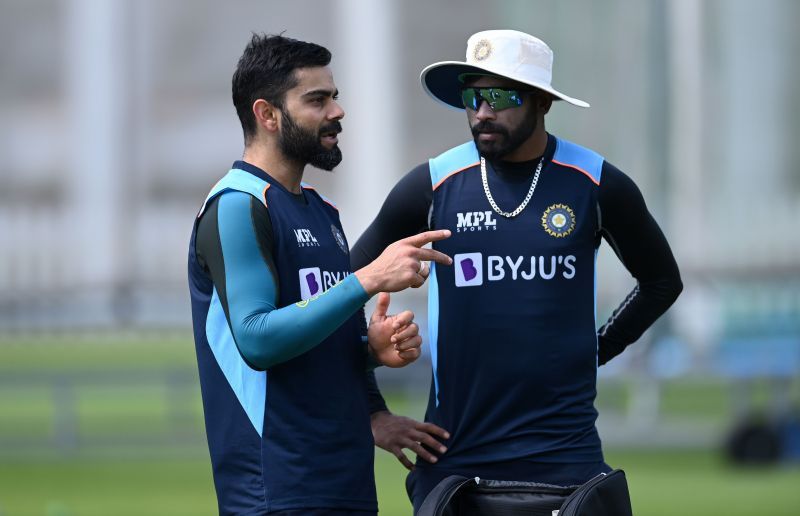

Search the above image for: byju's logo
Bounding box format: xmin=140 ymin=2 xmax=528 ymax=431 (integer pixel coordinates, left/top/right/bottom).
xmin=455 ymin=211 xmax=497 ymax=233
xmin=298 ymin=267 xmax=351 ymax=301
xmin=454 ymin=253 xmax=483 ymax=287
xmin=294 ymin=228 xmax=319 ymax=247
xmin=453 ymin=253 xmax=578 ymax=287
xmin=299 ymin=267 xmax=322 ymax=299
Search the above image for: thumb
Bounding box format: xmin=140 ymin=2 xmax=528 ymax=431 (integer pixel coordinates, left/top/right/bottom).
xmin=373 ymin=292 xmax=390 ymax=319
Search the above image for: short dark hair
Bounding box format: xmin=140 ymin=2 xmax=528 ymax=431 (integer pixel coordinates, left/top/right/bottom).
xmin=232 ymin=33 xmax=332 ymax=141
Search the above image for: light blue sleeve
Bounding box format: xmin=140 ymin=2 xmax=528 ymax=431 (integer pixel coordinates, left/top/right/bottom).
xmin=217 ymin=192 xmax=369 ymax=369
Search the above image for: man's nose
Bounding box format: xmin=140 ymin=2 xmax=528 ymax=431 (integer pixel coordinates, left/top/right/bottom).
xmin=329 ymin=100 xmax=345 ymax=120
xmin=474 ymin=99 xmax=496 ymax=121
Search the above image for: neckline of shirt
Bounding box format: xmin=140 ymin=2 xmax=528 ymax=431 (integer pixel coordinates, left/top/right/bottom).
xmin=485 ymin=133 xmax=556 ymax=182
xmin=232 ymin=160 xmax=308 ymax=205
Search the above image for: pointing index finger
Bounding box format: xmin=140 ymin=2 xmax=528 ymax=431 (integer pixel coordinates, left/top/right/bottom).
xmin=404 ymin=230 xmax=451 ymax=248
xmin=416 ymin=248 xmax=452 ymax=266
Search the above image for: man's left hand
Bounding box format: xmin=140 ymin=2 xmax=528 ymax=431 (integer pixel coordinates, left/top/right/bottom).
xmin=368 ymin=292 xmax=421 ymax=368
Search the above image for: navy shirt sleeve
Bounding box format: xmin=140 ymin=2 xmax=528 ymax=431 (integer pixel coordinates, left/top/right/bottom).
xmin=350 ymin=163 xmax=433 ymax=270
xmin=596 ymin=162 xmax=683 ymax=364
xmin=352 ymin=163 xmax=432 ymax=414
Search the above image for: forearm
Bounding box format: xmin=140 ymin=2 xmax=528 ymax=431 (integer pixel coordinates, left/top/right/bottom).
xmin=234 ymin=274 xmax=369 ymax=369
xmin=597 ymin=162 xmax=683 ymax=364
xmin=199 ymin=191 xmax=371 ymax=370
xmin=597 ymin=276 xmax=682 ymax=364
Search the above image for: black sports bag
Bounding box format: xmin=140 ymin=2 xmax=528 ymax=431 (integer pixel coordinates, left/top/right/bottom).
xmin=417 ymin=469 xmax=632 ymax=516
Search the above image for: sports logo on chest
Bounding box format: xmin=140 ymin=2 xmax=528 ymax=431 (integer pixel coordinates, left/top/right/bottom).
xmin=330 ymin=224 xmax=348 ymax=254
xmin=541 ymin=203 xmax=576 ymax=238
xmin=293 ymin=228 xmax=320 ymax=247
xmin=455 ymin=210 xmax=498 ymax=233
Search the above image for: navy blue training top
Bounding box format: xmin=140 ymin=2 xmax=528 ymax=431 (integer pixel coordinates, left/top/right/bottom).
xmin=426 ymin=136 xmax=604 ymax=466
xmin=188 ymin=161 xmax=376 ymax=514
xmin=352 ymin=134 xmax=682 ymax=470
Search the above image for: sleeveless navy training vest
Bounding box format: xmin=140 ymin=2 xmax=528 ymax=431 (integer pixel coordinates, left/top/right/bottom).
xmin=425 ymin=137 xmax=605 ymax=467
xmin=188 ymin=165 xmax=375 ymax=513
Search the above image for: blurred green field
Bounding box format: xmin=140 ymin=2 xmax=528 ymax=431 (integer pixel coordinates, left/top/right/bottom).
xmin=2 ymin=449 xmax=799 ymax=515
xmin=1 ymin=337 xmax=799 ymax=515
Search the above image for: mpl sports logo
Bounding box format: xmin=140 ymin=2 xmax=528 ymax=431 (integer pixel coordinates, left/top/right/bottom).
xmin=455 ymin=211 xmax=497 ymax=233
xmin=298 ymin=267 xmax=351 ymax=300
xmin=454 ymin=252 xmax=576 ymax=287
xmin=294 ymin=228 xmax=320 ymax=247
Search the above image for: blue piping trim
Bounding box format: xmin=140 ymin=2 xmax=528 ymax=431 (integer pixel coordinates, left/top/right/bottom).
xmin=206 ymin=288 xmax=267 ymax=436
xmin=552 ymin=138 xmax=604 ymax=184
xmin=199 ymin=168 xmax=268 ymax=217
xmin=429 ymin=141 xmax=479 ymax=188
xmin=594 ymin=248 xmax=599 ymax=369
xmin=428 ymin=263 xmax=441 ymax=406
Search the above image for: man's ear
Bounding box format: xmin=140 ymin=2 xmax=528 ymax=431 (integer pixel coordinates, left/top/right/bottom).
xmin=539 ymin=95 xmax=553 ymax=115
xmin=253 ymin=99 xmax=280 ymax=133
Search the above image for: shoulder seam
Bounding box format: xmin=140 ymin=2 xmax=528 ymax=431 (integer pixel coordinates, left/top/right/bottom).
xmin=552 ymin=137 xmax=604 ymax=186
xmin=301 ymin=184 xmax=339 ymax=211
xmin=432 ymin=162 xmax=480 ymax=191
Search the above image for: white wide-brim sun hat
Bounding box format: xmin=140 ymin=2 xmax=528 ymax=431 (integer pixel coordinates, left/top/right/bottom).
xmin=421 ymin=29 xmax=589 ymax=110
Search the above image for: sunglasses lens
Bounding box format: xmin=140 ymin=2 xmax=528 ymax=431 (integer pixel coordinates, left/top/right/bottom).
xmin=461 ymin=88 xmax=480 ymax=110
xmin=483 ymin=88 xmax=523 ymax=111
xmin=461 ymin=88 xmax=524 ymax=111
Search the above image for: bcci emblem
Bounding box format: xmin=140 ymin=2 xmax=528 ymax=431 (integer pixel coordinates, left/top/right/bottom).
xmin=331 ymin=224 xmax=348 ymax=254
xmin=473 ymin=39 xmax=493 ymax=61
xmin=542 ymin=204 xmax=576 ymax=238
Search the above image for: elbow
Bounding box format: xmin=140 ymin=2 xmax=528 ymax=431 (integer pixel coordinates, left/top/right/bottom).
xmin=667 ymin=271 xmax=684 ymax=305
xmin=239 ymin=345 xmax=275 ymax=371
xmin=640 ymin=271 xmax=683 ymax=308
xmin=237 ymin=322 xmax=308 ymax=370
xmin=235 ymin=323 xmax=279 ymax=371
xmin=237 ymin=342 xmax=276 ymax=371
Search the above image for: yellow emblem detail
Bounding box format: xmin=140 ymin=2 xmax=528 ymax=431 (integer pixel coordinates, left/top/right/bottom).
xmin=473 ymin=39 xmax=493 ymax=61
xmin=542 ymin=204 xmax=576 ymax=238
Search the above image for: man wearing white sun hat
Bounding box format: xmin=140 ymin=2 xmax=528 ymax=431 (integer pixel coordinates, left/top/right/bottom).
xmin=351 ymin=30 xmax=683 ymax=512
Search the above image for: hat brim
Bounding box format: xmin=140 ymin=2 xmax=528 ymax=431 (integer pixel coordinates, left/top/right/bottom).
xmin=420 ymin=61 xmax=590 ymax=110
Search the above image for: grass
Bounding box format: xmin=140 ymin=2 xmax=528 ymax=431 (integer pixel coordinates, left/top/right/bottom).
xmin=0 ymin=458 xmax=217 ymax=516
xmin=1 ymin=450 xmax=798 ymax=515
xmin=1 ymin=336 xmax=799 ymax=515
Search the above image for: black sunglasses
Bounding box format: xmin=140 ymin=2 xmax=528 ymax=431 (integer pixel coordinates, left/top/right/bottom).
xmin=461 ymin=87 xmax=533 ymax=112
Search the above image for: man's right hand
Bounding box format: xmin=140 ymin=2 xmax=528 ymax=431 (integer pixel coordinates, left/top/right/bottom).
xmin=370 ymin=411 xmax=450 ymax=471
xmin=354 ymin=230 xmax=452 ymax=296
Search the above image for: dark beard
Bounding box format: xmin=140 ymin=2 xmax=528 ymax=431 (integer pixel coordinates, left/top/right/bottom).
xmin=279 ymin=111 xmax=343 ymax=171
xmin=470 ymin=114 xmax=537 ymax=160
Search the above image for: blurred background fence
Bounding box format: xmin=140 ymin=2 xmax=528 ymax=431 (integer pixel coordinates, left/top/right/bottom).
xmin=1 ymin=0 xmax=799 ymax=514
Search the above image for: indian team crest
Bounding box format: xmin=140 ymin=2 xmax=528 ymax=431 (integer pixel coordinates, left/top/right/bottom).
xmin=473 ymin=39 xmax=493 ymax=61
xmin=542 ymin=204 xmax=576 ymax=238
xmin=331 ymin=224 xmax=348 ymax=254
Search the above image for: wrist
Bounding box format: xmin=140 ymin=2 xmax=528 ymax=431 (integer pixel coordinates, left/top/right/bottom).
xmin=370 ymin=409 xmax=392 ymax=421
xmin=354 ymin=269 xmax=379 ymax=297
xmin=365 ymin=346 xmax=382 ymax=371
